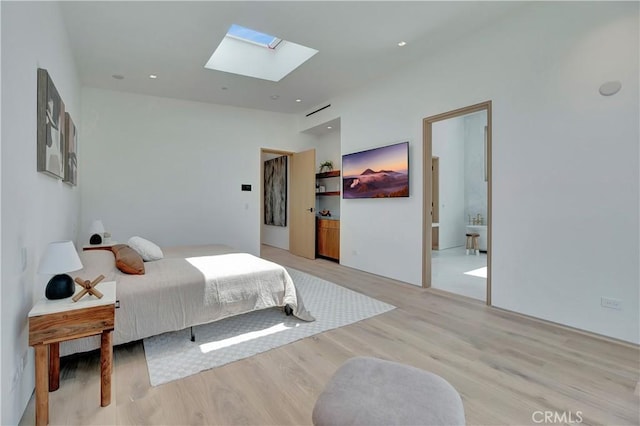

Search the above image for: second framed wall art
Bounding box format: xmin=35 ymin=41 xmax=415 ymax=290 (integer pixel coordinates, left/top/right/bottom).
xmin=64 ymin=112 xmax=78 ymax=186
xmin=37 ymin=68 xmax=78 ymax=184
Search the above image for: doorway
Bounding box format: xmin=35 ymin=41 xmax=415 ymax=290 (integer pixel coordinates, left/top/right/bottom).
xmin=422 ymin=101 xmax=492 ymax=305
xmin=260 ymin=148 xmax=317 ymax=260
xmin=261 ymin=149 xmax=292 ymax=251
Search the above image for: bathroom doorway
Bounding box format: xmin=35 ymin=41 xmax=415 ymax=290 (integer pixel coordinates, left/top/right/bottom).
xmin=422 ymin=101 xmax=492 ymax=304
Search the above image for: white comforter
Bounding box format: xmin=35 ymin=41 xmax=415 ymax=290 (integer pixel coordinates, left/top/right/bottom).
xmin=60 ymin=245 xmax=313 ymax=356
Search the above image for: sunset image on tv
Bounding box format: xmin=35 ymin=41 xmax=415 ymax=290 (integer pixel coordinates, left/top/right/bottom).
xmin=342 ymin=142 xmax=409 ymax=199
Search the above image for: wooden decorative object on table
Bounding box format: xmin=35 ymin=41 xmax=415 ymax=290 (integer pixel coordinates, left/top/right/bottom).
xmin=72 ymin=274 xmax=105 ymax=302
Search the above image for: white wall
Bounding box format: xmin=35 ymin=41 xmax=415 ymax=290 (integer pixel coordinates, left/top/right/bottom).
xmin=80 ymin=88 xmax=315 ymax=256
xmin=325 ymin=2 xmax=639 ymax=343
xmin=315 ymin=128 xmax=341 ymax=173
xmin=1 ymin=2 xmax=81 ymax=424
xmin=0 ymin=3 xmax=4 ymax=421
xmin=0 ymin=3 xmax=3 ymax=420
xmin=433 ymin=117 xmax=466 ymax=249
xmin=464 ymin=111 xmax=488 ymax=223
xmin=261 ymin=152 xmax=290 ymax=250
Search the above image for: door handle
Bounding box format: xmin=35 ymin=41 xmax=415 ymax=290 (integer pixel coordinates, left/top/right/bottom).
xmin=307 ymin=207 xmax=314 ymax=212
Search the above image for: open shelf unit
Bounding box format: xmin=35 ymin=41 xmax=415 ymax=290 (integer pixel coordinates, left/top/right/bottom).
xmin=316 ymin=170 xmax=341 ymax=196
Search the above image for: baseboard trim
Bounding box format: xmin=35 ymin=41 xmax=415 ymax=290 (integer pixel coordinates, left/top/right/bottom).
xmin=490 ymin=305 xmax=638 ymax=349
xmin=426 ymin=284 xmax=637 ymax=349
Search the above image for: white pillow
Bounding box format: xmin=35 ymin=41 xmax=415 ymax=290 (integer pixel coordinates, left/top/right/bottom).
xmin=127 ymin=236 xmax=164 ymax=262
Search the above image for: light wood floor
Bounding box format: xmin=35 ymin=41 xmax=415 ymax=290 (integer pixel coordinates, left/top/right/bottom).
xmin=20 ymin=245 xmax=639 ymax=425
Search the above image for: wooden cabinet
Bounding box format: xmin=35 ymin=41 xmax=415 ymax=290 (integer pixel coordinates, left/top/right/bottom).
xmin=317 ymin=218 xmax=340 ymax=261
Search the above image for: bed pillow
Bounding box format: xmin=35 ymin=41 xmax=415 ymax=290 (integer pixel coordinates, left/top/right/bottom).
xmin=111 ymin=244 xmax=145 ymax=275
xmin=128 ymin=236 xmax=164 ymax=261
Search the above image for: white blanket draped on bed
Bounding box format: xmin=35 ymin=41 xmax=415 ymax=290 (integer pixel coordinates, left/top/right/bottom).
xmin=60 ymin=245 xmax=314 ymax=356
xmin=186 ymin=253 xmax=299 ymax=311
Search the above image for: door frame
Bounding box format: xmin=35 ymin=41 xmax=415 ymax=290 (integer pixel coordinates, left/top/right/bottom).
xmin=260 ymin=148 xmax=317 ymax=259
xmin=422 ymin=101 xmax=493 ymax=305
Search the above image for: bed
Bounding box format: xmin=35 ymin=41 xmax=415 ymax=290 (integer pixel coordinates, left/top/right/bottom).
xmin=60 ymin=244 xmax=314 ymax=356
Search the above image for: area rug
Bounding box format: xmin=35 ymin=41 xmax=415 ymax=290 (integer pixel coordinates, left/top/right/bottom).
xmin=143 ymin=268 xmax=395 ymax=386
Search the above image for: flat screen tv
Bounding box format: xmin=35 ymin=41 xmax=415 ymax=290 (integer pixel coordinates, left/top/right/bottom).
xmin=342 ymin=141 xmax=409 ymax=199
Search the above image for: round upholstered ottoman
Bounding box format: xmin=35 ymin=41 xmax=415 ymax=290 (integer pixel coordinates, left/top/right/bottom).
xmin=312 ymin=357 xmax=465 ymax=426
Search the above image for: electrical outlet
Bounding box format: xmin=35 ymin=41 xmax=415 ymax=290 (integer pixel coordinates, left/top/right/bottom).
xmin=12 ymin=365 xmax=23 ymax=392
xmin=21 ymin=247 xmax=27 ymax=272
xmin=601 ymin=297 xmax=622 ymax=310
xmin=12 ymin=370 xmax=20 ymax=391
xmin=10 ymin=351 xmax=29 ymax=391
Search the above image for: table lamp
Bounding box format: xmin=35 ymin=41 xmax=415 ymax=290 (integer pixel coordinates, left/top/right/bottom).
xmin=89 ymin=219 xmax=105 ymax=245
xmin=38 ymin=241 xmax=83 ymax=299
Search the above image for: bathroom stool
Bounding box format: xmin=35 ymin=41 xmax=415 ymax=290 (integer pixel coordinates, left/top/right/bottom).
xmin=466 ymin=233 xmax=480 ymax=255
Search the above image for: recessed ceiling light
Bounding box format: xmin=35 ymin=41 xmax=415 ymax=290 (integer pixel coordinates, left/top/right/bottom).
xmin=112 ymin=74 xmax=124 ymax=80
xmin=327 ymin=126 xmax=332 ymax=129
xmin=397 ymin=41 xmax=407 ymax=47
xmin=270 ymin=95 xmax=280 ymax=100
xmin=295 ymin=99 xmax=302 ymax=103
xmin=149 ymin=74 xmax=158 ymax=79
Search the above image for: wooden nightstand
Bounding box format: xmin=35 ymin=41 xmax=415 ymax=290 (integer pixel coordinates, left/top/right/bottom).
xmin=83 ymin=241 xmax=118 ymax=251
xmin=28 ymin=281 xmax=116 ymax=426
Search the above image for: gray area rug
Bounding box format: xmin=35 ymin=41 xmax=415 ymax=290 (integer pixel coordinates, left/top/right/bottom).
xmin=143 ymin=268 xmax=395 ymax=386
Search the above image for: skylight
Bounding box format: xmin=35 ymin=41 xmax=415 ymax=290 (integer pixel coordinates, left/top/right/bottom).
xmin=205 ymin=24 xmax=318 ymax=82
xmin=226 ymin=24 xmax=282 ymax=49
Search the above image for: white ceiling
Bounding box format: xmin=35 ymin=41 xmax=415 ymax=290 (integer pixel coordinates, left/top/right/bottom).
xmin=59 ymin=1 xmax=526 ymax=114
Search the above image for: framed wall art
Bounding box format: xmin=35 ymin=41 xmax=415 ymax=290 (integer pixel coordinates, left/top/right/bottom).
xmin=64 ymin=112 xmax=78 ymax=186
xmin=37 ymin=68 xmax=66 ymax=179
xmin=264 ymin=155 xmax=287 ymax=226
xmin=342 ymin=141 xmax=409 ymax=199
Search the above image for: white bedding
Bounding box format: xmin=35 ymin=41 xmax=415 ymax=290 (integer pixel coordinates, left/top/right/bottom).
xmin=60 ymin=244 xmax=314 ymax=356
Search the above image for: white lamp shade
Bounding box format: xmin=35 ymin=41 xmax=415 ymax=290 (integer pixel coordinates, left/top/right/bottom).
xmin=38 ymin=241 xmax=83 ymax=274
xmin=89 ymin=219 xmax=105 ymax=235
